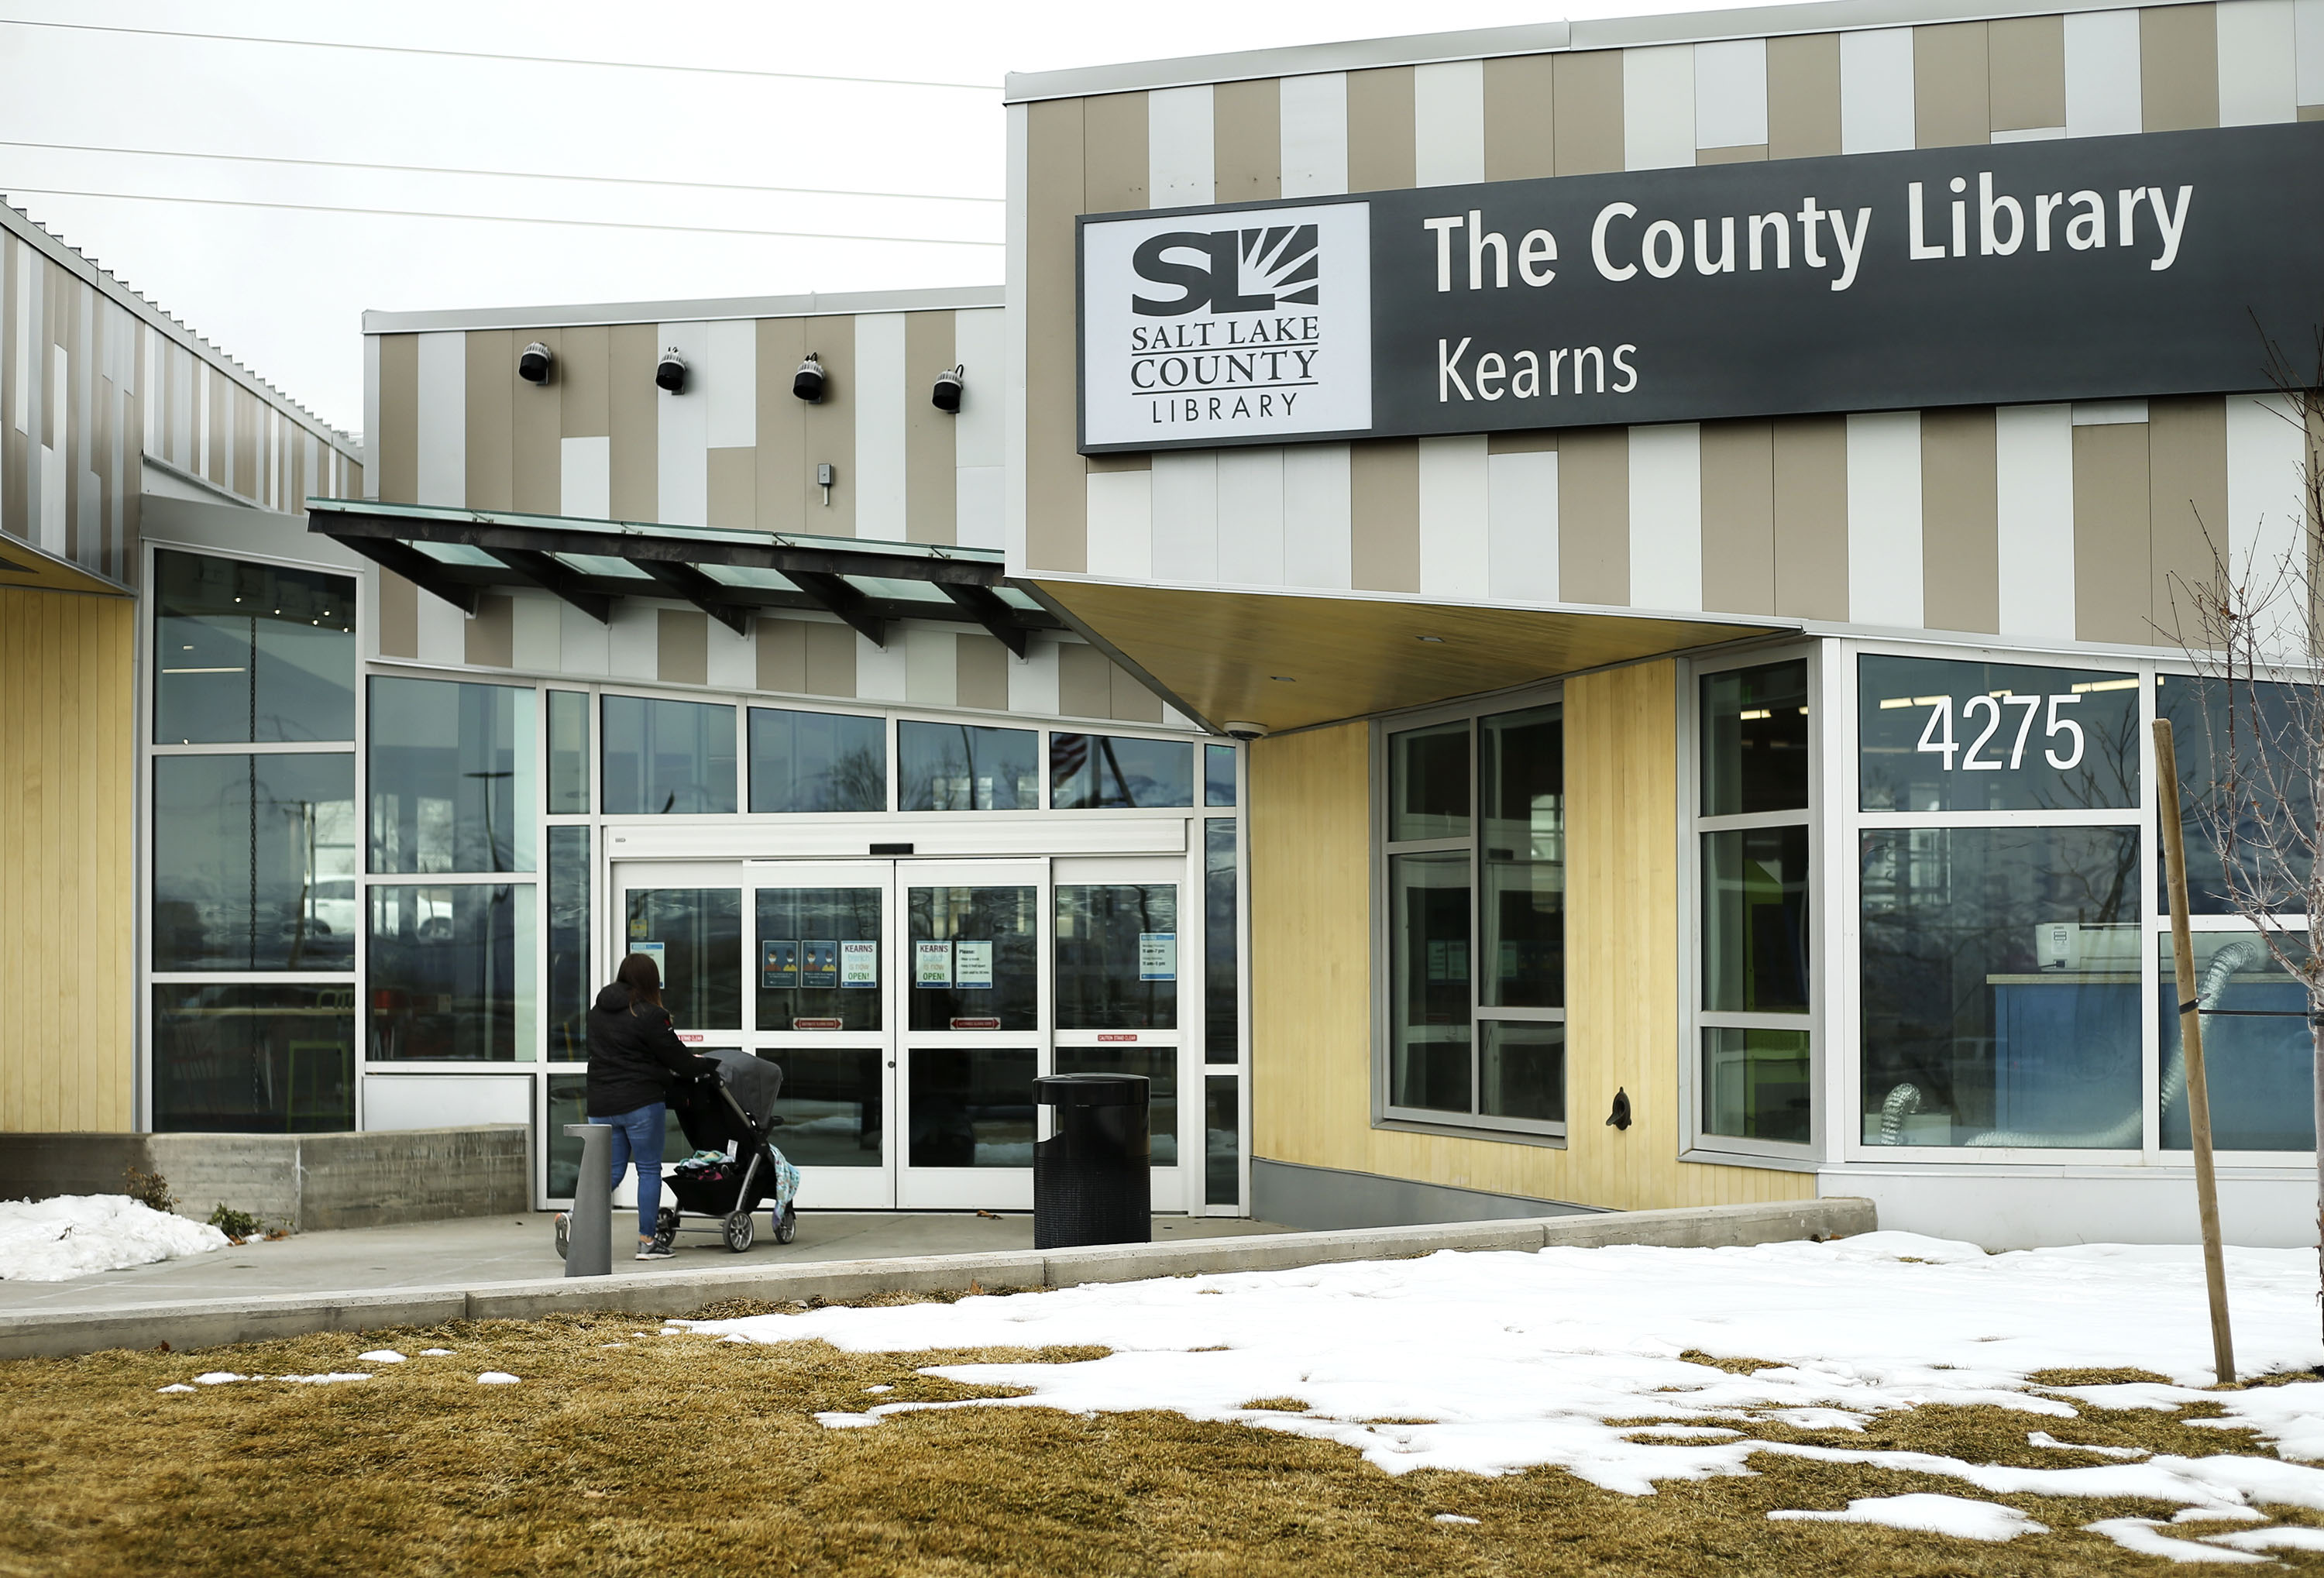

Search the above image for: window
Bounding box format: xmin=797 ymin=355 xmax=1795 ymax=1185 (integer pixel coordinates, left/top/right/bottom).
xmin=1695 ymin=658 xmax=1813 ymax=1147
xmin=153 ymin=754 xmax=356 ymax=971
xmin=1380 ymin=696 xmax=1566 ymax=1136
xmin=366 ymin=883 xmax=532 ymax=1061
xmin=1050 ymin=734 xmax=1194 ymax=808
xmin=602 ymin=695 xmax=737 ymax=814
xmin=1205 ymin=818 xmax=1239 ymax=1063
xmin=370 ymin=678 xmax=535 ymax=873
xmin=153 ymin=550 xmax=356 ymax=744
xmin=898 ymin=721 xmax=1038 ymax=810
xmin=151 ymin=983 xmax=355 ymax=1133
xmin=1205 ymin=743 xmax=1238 ymax=807
xmin=545 ymin=826 xmax=590 ymax=1061
xmin=547 ymin=690 xmax=590 ymax=813
xmin=748 ymin=706 xmax=885 ymax=812
xmin=2156 ymin=673 xmax=2314 ymax=914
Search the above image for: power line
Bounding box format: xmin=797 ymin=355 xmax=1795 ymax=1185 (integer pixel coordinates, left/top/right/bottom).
xmin=0 ymin=138 xmax=1002 ymax=207
xmin=0 ymin=187 xmax=1002 ymax=247
xmin=0 ymin=17 xmax=998 ymax=91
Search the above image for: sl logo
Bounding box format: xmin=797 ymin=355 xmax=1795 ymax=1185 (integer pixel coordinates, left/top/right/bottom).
xmin=1131 ymin=225 xmax=1319 ymax=318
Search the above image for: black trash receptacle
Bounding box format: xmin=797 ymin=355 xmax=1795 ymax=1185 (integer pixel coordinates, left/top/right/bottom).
xmin=1033 ymin=1073 xmax=1150 ymax=1250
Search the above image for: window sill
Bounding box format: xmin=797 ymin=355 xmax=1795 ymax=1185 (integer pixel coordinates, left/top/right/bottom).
xmin=1680 ymin=1143 xmax=1823 ymax=1174
xmin=1373 ymin=1112 xmax=1569 ymax=1149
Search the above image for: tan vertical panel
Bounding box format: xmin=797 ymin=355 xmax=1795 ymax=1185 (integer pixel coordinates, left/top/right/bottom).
xmin=1026 ymin=98 xmax=1091 ymax=575
xmin=2073 ymin=422 xmax=2153 ymax=645
xmin=1697 ymin=144 xmax=1768 ymax=164
xmin=956 ymin=633 xmax=1009 ymax=710
xmin=657 ymin=609 xmax=710 ymax=685
xmin=1484 ymin=53 xmax=1558 ymax=180
xmin=903 ymin=311 xmax=957 ymax=544
xmin=1057 ymin=643 xmax=1113 ymax=718
xmin=607 ymin=322 xmax=658 ymax=521
xmin=1557 ymin=427 xmax=1629 ymax=606
xmin=1914 ymin=22 xmax=1991 ymax=147
xmin=240 ymin=390 xmax=264 ymax=503
xmin=464 ymin=593 xmax=514 ymax=667
xmin=1083 ymin=91 xmax=1149 ymax=209
xmin=511 ymin=326 xmax=561 ymax=513
xmin=559 ymin=325 xmax=610 ymax=438
xmin=2148 ymin=395 xmax=2228 ymax=644
xmin=464 ymin=328 xmax=514 ymax=513
xmin=1699 ymin=420 xmax=1775 ymax=616
xmin=1214 ymin=77 xmax=1283 ymax=202
xmin=1988 ymin=15 xmax=2067 ymax=131
xmin=1347 ymin=67 xmax=1418 ymax=190
xmin=1109 ymin=661 xmax=1164 ymax=723
xmin=1349 ymin=439 xmax=1420 ymax=593
xmin=1552 ymin=51 xmax=1624 ymax=175
xmin=2143 ymin=5 xmax=2221 ymax=129
xmin=1767 ymin=34 xmax=1844 ymax=159
xmin=1920 ymin=407 xmax=2000 ymax=634
xmin=802 ymin=315 xmax=855 ymax=533
xmin=376 ymin=334 xmax=419 ymax=504
xmin=755 ymin=316 xmax=808 ymax=536
xmin=707 ymin=447 xmax=756 ymax=531
xmin=376 ymin=569 xmax=418 ymax=658
xmin=758 ymin=617 xmax=808 ymax=693
xmin=1771 ymin=416 xmax=1848 ymax=620
xmin=803 ymin=621 xmax=857 ymax=696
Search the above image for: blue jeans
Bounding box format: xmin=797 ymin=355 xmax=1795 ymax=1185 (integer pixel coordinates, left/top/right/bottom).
xmin=599 ymin=1103 xmax=666 ymax=1239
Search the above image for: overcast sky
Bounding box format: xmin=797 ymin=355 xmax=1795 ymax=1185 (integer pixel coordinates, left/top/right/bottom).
xmin=0 ymin=0 xmax=1769 ymax=435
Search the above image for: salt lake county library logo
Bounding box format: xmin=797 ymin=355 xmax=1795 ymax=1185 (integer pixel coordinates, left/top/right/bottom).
xmin=1079 ymin=201 xmax=1371 ymax=451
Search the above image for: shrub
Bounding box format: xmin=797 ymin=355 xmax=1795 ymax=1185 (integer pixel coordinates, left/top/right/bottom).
xmin=122 ymin=1165 xmax=176 ymax=1215
xmin=208 ymin=1205 xmax=263 ymax=1242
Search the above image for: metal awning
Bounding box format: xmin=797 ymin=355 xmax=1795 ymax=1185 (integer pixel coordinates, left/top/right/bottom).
xmin=304 ymin=498 xmax=1055 ymax=654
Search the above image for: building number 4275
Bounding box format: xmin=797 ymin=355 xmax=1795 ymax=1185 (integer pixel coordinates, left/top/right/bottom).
xmin=1916 ymin=693 xmax=2085 ymax=772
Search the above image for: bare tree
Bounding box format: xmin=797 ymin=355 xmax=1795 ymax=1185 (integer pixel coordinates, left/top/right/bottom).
xmin=2163 ymin=327 xmax=2324 ymax=1333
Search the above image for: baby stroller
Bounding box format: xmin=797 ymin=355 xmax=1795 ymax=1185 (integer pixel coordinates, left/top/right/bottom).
xmin=661 ymin=1049 xmax=800 ymax=1253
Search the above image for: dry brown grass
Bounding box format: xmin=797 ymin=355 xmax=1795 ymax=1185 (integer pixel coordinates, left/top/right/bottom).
xmin=6 ymin=1305 xmax=2324 ymax=1577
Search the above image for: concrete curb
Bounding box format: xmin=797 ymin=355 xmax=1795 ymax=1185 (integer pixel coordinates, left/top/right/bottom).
xmin=0 ymin=1198 xmax=1874 ymax=1360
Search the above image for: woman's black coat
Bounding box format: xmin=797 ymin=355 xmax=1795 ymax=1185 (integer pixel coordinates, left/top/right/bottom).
xmin=584 ymin=984 xmax=719 ymax=1116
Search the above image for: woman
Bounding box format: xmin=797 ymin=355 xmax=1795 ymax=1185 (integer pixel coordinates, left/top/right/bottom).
xmin=586 ymin=952 xmax=719 ymax=1259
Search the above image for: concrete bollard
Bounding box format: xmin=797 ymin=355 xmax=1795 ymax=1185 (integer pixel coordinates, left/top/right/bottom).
xmin=562 ymin=1123 xmax=613 ymax=1277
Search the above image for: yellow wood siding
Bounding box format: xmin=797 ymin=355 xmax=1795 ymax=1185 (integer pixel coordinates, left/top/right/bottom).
xmin=0 ymin=588 xmax=135 ymax=1129
xmin=1250 ymin=661 xmax=1812 ymax=1210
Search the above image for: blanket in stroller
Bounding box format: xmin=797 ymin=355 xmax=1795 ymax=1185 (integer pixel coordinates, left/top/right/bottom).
xmin=669 ymin=1146 xmax=799 ymax=1218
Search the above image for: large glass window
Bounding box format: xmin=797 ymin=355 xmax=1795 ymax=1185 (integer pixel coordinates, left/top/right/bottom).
xmin=1050 ymin=734 xmax=1195 ymax=809
xmin=748 ymin=707 xmax=885 ymax=813
xmin=1205 ymin=743 xmax=1238 ymax=808
xmin=153 ymin=550 xmax=356 ymax=745
xmin=1859 ymin=655 xmax=2139 ymax=813
xmin=1480 ymin=704 xmax=1564 ymax=1010
xmin=1205 ymin=818 xmax=1239 ymax=1063
xmin=2157 ymin=933 xmax=2312 ymax=1153
xmin=366 ymin=883 xmax=532 ymax=1061
xmin=2157 ymin=673 xmax=2315 ymax=914
xmin=1205 ymin=1074 xmax=1241 ymax=1206
xmin=1055 ymin=884 xmax=1177 ymax=1030
xmin=602 ymin=695 xmax=737 ymax=815
xmin=548 ymin=690 xmax=590 ymax=814
xmin=898 ymin=722 xmax=1038 ymax=810
xmin=151 ymin=983 xmax=355 ymax=1133
xmin=153 ymin=754 xmax=356 ymax=971
xmin=369 ymin=678 xmax=535 ymax=873
xmin=625 ymin=886 xmax=742 ymax=1030
xmin=1390 ymin=720 xmax=1470 ymax=841
xmin=546 ymin=826 xmax=590 ymax=1061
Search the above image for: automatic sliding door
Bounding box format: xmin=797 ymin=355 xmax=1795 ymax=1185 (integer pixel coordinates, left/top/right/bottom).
xmin=1053 ymin=857 xmax=1185 ymax=1208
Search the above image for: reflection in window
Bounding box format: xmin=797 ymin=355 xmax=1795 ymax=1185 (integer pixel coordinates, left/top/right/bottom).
xmin=1858 ymin=655 xmax=2139 ymax=813
xmin=1205 ymin=1075 xmax=1240 ymax=1205
xmin=151 ymin=983 xmax=355 ymax=1133
xmin=547 ymin=1073 xmax=688 ymax=1195
xmin=547 ymin=827 xmax=590 ymax=1060
xmin=1702 ymin=660 xmax=1807 ymax=816
xmin=1050 ymin=734 xmax=1194 ymax=809
xmin=1205 ymin=743 xmax=1237 ymax=807
xmin=909 ymin=1048 xmax=1036 ymax=1167
xmin=1703 ymin=1027 xmax=1810 ymax=1143
xmin=1480 ymin=1021 xmax=1564 ymax=1123
xmin=367 ymin=884 xmax=531 ymax=1061
xmin=908 ymin=885 xmax=1037 ymax=1031
xmin=153 ymin=550 xmax=356 ymax=744
xmin=1480 ymin=703 xmax=1563 ymax=1009
xmin=757 ymin=887 xmax=882 ymax=1031
xmin=625 ymin=887 xmax=742 ymax=1030
xmin=601 ymin=695 xmax=737 ymax=815
xmin=1389 ymin=720 xmax=1469 ymax=841
xmin=1055 ymin=1045 xmax=1177 ymax=1164
xmin=370 ymin=677 xmax=535 ymax=873
xmin=2157 ymin=674 xmax=2316 ymax=915
xmin=1055 ymin=884 xmax=1177 ymax=1030
xmin=898 ymin=721 xmax=1037 ymax=810
xmin=1702 ymin=827 xmax=1810 ymax=1013
xmin=1205 ymin=819 xmax=1239 ymax=1063
xmin=548 ymin=690 xmax=590 ymax=813
xmin=748 ymin=707 xmax=885 ymax=813
xmin=1390 ymin=851 xmax=1471 ymax=1113
xmin=2158 ymin=933 xmax=2314 ymax=1151
xmin=1861 ymin=827 xmax=2140 ymax=1147
xmin=153 ymin=754 xmax=356 ymax=971
xmin=761 ymin=1049 xmax=885 ymax=1166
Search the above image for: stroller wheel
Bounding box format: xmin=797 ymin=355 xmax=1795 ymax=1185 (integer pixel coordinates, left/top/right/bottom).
xmin=553 ymin=1211 xmax=569 ymax=1261
xmin=723 ymin=1211 xmax=755 ymax=1253
xmin=774 ymin=1203 xmax=797 ymax=1245
xmin=656 ymin=1206 xmax=679 ymax=1236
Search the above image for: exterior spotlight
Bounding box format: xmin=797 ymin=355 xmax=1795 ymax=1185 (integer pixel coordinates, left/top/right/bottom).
xmin=655 ymin=348 xmax=687 ymax=394
xmin=1223 ymin=720 xmax=1268 ymax=741
xmin=930 ymin=363 xmax=964 ymax=414
xmin=517 ymin=342 xmax=553 ymax=384
xmin=792 ymin=352 xmax=825 ymax=403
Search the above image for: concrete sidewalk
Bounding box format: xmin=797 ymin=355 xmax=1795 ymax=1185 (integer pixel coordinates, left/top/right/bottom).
xmin=0 ymin=1210 xmax=1284 ymax=1316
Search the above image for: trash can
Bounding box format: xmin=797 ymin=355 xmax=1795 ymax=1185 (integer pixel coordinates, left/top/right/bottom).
xmin=1033 ymin=1073 xmax=1150 ymax=1250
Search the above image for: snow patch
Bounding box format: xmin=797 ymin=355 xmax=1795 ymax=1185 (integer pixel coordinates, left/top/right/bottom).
xmin=0 ymin=1195 xmax=229 ymax=1281
xmin=1770 ymin=1494 xmax=2047 ymax=1542
xmin=1432 ymin=1513 xmax=1480 ymax=1525
xmin=2029 ymin=1430 xmax=2149 ymax=1459
xmin=358 ymin=1350 xmax=404 ymax=1364
xmin=418 ymin=1348 xmax=453 ymax=1356
xmin=2082 ymin=1518 xmax=2271 ymax=1563
xmin=476 ymin=1372 xmax=520 ymax=1385
xmin=2207 ymin=1525 xmax=2324 ymax=1552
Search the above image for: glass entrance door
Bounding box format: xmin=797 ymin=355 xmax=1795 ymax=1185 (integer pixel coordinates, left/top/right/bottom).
xmin=1052 ymin=857 xmax=1184 ymax=1204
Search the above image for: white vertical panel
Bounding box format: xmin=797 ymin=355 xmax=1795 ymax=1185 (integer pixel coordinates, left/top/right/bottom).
xmin=1840 ymin=29 xmax=1916 ymax=153
xmin=173 ymin=348 xmax=193 ymax=466
xmin=2218 ymin=0 xmax=2298 ymax=123
xmin=607 ymin=601 xmax=659 ymax=679
xmin=1414 ymin=59 xmax=1486 ymax=185
xmin=2065 ymin=9 xmax=2144 ymax=137
xmin=511 ymin=595 xmax=561 ymax=672
xmin=1086 ymin=467 xmax=1156 ymax=581
xmin=1280 ymin=72 xmax=1350 ymax=198
xmin=1846 ymin=411 xmax=1925 ymax=628
xmin=654 ymin=320 xmax=710 ymax=528
xmin=855 ymin=631 xmax=910 ymax=702
xmin=560 ymin=435 xmax=611 ymax=520
xmin=705 ymin=318 xmax=758 ymax=449
xmin=194 ymin=358 xmax=209 ymax=479
xmin=905 ymin=625 xmax=960 ymax=705
xmin=1215 ymin=447 xmax=1287 ymax=586
xmin=1487 ymin=449 xmax=1559 ymax=603
xmin=1149 ymin=85 xmax=1216 ymax=205
xmin=1009 ymin=637 xmax=1062 ymax=715
xmin=1418 ymin=435 xmax=1490 ymax=598
xmin=10 ymin=244 xmax=28 ymax=437
xmin=1281 ymin=442 xmax=1353 ymax=590
xmin=414 ymin=330 xmax=466 ymax=507
xmin=1693 ymin=38 xmax=1769 ymax=149
xmin=1625 ymin=424 xmax=1703 ymax=612
xmin=416 ymin=593 xmax=467 ymax=669
xmin=706 ymin=618 xmax=757 ymax=690
xmin=362 ymin=334 xmax=380 ymax=497
xmin=2226 ymin=393 xmax=2309 ymax=656
xmin=2300 ymin=0 xmax=2324 ymax=105
xmin=852 ymin=311 xmax=908 ymax=540
xmin=1994 ymin=403 xmax=2076 ymax=640
xmin=39 ymin=435 xmax=62 ymax=553
xmin=955 ymin=467 xmax=1005 ymax=550
xmin=1149 ymin=451 xmax=1219 ymax=583
xmin=559 ymin=600 xmax=610 ymax=676
xmin=1624 ymin=46 xmax=1698 ymax=169
xmin=952 ymin=308 xmax=1006 ymax=468
xmin=1005 ymin=102 xmax=1030 ymax=571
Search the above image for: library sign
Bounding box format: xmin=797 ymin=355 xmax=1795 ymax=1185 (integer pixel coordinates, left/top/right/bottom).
xmin=1075 ymin=122 xmax=2324 ymax=453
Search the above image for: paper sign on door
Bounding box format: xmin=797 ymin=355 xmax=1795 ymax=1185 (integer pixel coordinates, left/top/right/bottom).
xmin=633 ymin=940 xmax=666 ymax=977
xmin=800 ymin=940 xmax=838 ymax=988
xmin=954 ymin=940 xmax=994 ymax=989
xmin=841 ymin=940 xmax=878 ymax=988
xmin=913 ymin=940 xmax=954 ymax=988
xmin=761 ymin=940 xmax=798 ymax=989
xmin=1139 ymin=933 xmax=1177 ymax=982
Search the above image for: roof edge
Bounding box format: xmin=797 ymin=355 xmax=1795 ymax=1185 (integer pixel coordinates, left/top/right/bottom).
xmin=363 ymin=284 xmax=1006 ymax=336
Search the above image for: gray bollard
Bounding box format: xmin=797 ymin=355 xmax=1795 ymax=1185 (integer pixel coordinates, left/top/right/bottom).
xmin=563 ymin=1122 xmax=614 ymax=1277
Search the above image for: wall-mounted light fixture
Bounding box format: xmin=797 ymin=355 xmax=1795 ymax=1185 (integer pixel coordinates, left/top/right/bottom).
xmin=517 ymin=342 xmax=553 ymax=385
xmin=655 ymin=348 xmax=687 ymax=394
xmin=930 ymin=363 xmax=964 ymax=414
xmin=793 ymin=353 xmax=826 ymax=403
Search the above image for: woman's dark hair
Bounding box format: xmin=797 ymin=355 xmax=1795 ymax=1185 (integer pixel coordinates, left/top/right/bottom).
xmin=616 ymin=952 xmax=663 ymax=1008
